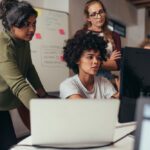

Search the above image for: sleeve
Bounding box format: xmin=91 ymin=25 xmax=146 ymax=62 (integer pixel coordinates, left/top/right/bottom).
xmin=0 ymin=42 xmax=37 ymax=109
xmin=26 ymin=44 xmax=45 ymax=90
xmin=112 ymin=31 xmax=121 ymax=69
xmin=59 ymin=78 xmax=81 ymax=99
xmin=101 ymin=77 xmax=117 ymax=99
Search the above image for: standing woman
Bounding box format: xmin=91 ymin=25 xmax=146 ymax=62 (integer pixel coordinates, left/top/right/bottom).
xmin=75 ymin=0 xmax=121 ymax=80
xmin=0 ymin=0 xmax=48 ymax=149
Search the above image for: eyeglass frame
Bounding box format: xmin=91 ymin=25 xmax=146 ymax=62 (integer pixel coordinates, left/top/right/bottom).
xmin=88 ymin=9 xmax=105 ymax=18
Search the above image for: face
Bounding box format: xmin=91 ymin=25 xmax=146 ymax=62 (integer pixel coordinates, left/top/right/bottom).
xmin=77 ymin=50 xmax=102 ymax=76
xmin=11 ymin=15 xmax=36 ymax=41
xmin=87 ymin=2 xmax=106 ymax=30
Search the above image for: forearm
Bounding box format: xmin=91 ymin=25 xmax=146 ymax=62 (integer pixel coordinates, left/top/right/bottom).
xmin=27 ymin=65 xmax=44 ymax=90
xmin=68 ymin=94 xmax=84 ymax=99
xmin=36 ymin=88 xmax=48 ymax=98
xmin=0 ymin=61 xmax=38 ymax=109
xmin=101 ymin=60 xmax=118 ymax=71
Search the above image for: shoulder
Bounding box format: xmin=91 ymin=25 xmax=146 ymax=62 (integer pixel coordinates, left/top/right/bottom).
xmin=59 ymin=75 xmax=80 ymax=98
xmin=0 ymin=32 xmax=11 ymax=45
xmin=112 ymin=31 xmax=120 ymax=40
xmin=0 ymin=32 xmax=14 ymax=56
xmin=74 ymin=29 xmax=87 ymax=37
xmin=60 ymin=75 xmax=78 ymax=88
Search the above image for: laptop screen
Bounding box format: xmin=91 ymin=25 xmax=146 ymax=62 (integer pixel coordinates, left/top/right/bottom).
xmin=134 ymin=97 xmax=150 ymax=150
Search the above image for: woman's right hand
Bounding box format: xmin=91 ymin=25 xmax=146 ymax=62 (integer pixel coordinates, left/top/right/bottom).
xmin=109 ymin=50 xmax=121 ymax=61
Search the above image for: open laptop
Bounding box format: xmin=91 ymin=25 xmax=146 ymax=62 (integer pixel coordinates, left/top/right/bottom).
xmin=30 ymin=99 xmax=120 ymax=148
xmin=134 ymin=97 xmax=150 ymax=150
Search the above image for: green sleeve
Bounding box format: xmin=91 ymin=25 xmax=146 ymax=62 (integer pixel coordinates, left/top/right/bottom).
xmin=0 ymin=40 xmax=38 ymax=109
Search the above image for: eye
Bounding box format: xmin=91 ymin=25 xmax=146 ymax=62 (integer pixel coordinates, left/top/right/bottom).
xmin=96 ymin=56 xmax=101 ymax=60
xmin=23 ymin=22 xmax=30 ymax=27
xmin=32 ymin=21 xmax=36 ymax=27
xmin=87 ymin=55 xmax=93 ymax=59
xmin=89 ymin=12 xmax=97 ymax=17
xmin=98 ymin=9 xmax=105 ymax=15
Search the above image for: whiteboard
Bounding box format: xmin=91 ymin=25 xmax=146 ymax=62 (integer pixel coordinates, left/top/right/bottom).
xmin=30 ymin=8 xmax=69 ymax=92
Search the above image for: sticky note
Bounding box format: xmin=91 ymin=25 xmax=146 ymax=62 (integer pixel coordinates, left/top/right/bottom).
xmin=59 ymin=29 xmax=65 ymax=35
xmin=35 ymin=33 xmax=42 ymax=39
xmin=35 ymin=8 xmax=42 ymax=16
xmin=59 ymin=55 xmax=64 ymax=61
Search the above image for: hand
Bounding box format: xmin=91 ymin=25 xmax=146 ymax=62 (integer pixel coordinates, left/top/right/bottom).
xmin=109 ymin=50 xmax=121 ymax=61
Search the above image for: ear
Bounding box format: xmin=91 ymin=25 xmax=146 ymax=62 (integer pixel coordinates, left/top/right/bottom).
xmin=76 ymin=59 xmax=80 ymax=65
xmin=87 ymin=17 xmax=91 ymax=23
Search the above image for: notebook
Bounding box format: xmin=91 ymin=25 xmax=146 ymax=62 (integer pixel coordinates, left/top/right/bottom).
xmin=134 ymin=97 xmax=150 ymax=150
xmin=30 ymin=99 xmax=120 ymax=148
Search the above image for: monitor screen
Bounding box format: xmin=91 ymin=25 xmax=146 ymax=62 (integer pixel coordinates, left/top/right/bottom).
xmin=119 ymin=47 xmax=150 ymax=123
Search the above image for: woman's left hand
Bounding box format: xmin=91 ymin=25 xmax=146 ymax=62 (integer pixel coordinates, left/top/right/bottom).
xmin=109 ymin=50 xmax=121 ymax=61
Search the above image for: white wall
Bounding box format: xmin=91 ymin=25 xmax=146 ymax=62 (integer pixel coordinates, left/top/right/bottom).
xmin=127 ymin=8 xmax=146 ymax=47
xmin=28 ymin=0 xmax=69 ymax=12
xmin=69 ymin=0 xmax=87 ymax=36
xmin=101 ymin=0 xmax=137 ymax=26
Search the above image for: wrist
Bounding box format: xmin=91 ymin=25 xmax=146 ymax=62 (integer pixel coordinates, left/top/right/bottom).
xmin=36 ymin=88 xmax=48 ymax=98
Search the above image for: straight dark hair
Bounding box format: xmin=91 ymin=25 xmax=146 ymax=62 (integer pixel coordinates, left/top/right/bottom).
xmin=0 ymin=0 xmax=37 ymax=31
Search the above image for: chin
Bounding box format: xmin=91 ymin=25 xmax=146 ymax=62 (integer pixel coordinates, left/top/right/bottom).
xmin=25 ymin=37 xmax=33 ymax=41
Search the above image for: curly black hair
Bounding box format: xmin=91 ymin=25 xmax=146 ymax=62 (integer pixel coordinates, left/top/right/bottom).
xmin=63 ymin=32 xmax=107 ymax=74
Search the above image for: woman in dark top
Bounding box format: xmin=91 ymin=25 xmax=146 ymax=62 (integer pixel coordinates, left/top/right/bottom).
xmin=75 ymin=0 xmax=121 ymax=80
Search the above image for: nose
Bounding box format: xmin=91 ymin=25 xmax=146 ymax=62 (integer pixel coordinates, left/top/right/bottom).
xmin=28 ymin=25 xmax=35 ymax=32
xmin=93 ymin=57 xmax=98 ymax=64
xmin=96 ymin=13 xmax=102 ymax=18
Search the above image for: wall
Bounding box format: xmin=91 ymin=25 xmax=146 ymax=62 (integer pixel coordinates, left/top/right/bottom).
xmin=146 ymin=9 xmax=150 ymax=36
xmin=69 ymin=0 xmax=87 ymax=36
xmin=127 ymin=8 xmax=146 ymax=47
xmin=28 ymin=0 xmax=69 ymax=12
xmin=101 ymin=0 xmax=137 ymax=26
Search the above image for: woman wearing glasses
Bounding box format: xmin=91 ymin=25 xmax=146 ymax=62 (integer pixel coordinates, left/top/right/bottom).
xmin=0 ymin=0 xmax=48 ymax=149
xmin=75 ymin=0 xmax=121 ymax=81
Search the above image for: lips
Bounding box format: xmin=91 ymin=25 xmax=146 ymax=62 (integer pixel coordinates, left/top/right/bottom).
xmin=91 ymin=66 xmax=99 ymax=70
xmin=26 ymin=33 xmax=34 ymax=39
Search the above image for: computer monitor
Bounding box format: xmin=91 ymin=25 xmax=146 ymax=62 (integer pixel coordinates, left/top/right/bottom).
xmin=119 ymin=47 xmax=150 ymax=123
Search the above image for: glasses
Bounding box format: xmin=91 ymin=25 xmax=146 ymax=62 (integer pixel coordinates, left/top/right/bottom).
xmin=89 ymin=9 xmax=105 ymax=18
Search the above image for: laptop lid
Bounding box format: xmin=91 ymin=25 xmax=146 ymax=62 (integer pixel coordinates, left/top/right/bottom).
xmin=30 ymin=99 xmax=120 ymax=147
xmin=134 ymin=97 xmax=150 ymax=150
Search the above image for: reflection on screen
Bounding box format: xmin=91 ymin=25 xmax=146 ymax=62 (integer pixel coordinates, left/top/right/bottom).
xmin=139 ymin=104 xmax=150 ymax=150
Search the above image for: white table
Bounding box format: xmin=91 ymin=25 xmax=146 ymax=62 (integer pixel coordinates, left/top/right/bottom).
xmin=11 ymin=122 xmax=136 ymax=150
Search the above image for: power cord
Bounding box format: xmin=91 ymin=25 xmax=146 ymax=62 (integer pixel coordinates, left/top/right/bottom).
xmin=11 ymin=130 xmax=135 ymax=149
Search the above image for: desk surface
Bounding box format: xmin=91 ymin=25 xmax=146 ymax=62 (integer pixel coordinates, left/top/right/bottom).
xmin=11 ymin=122 xmax=136 ymax=150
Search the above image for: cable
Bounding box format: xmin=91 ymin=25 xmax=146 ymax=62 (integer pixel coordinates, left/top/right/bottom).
xmin=11 ymin=130 xmax=135 ymax=149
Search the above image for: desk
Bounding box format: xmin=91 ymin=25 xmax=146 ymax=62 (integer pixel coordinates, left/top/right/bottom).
xmin=11 ymin=122 xmax=136 ymax=150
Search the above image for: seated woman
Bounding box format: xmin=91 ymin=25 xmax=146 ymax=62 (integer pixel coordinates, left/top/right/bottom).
xmin=60 ymin=32 xmax=119 ymax=99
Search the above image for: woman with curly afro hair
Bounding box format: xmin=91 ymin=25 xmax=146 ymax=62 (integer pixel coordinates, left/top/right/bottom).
xmin=60 ymin=32 xmax=119 ymax=99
